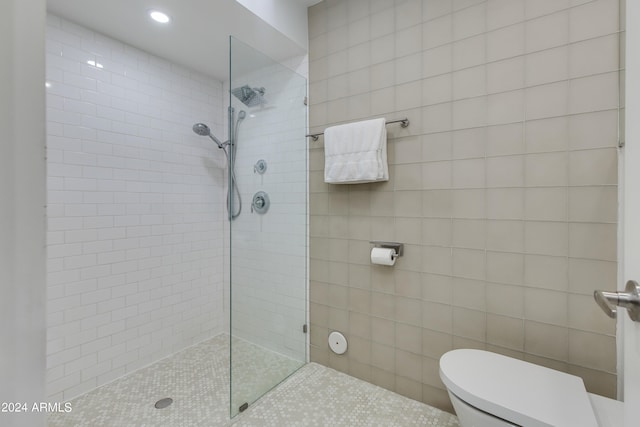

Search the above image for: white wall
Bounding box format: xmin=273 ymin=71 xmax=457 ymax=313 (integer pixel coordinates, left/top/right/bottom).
xmin=236 ymin=0 xmax=309 ymax=49
xmin=0 ymin=0 xmax=47 ymax=426
xmin=45 ymin=15 xmax=227 ymax=401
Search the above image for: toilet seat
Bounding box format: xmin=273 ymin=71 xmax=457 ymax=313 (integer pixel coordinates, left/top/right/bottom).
xmin=439 ymin=349 xmax=599 ymax=427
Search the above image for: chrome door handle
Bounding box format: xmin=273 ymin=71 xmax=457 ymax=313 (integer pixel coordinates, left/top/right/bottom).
xmin=594 ymin=290 xmax=618 ymax=318
xmin=594 ymin=280 xmax=640 ymax=322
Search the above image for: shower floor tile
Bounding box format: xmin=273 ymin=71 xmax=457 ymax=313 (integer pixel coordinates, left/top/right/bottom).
xmin=234 ymin=363 xmax=459 ymax=427
xmin=49 ymin=335 xmax=459 ymax=426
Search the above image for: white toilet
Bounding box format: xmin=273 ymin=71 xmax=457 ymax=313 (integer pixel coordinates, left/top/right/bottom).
xmin=439 ymin=349 xmax=623 ymax=427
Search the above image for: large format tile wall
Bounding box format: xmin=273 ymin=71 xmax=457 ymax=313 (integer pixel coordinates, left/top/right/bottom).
xmin=308 ymin=0 xmax=620 ymax=411
xmin=46 ymin=15 xmax=226 ymax=401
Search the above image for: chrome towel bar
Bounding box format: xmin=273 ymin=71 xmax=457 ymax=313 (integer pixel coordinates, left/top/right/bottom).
xmin=306 ymin=118 xmax=410 ymax=141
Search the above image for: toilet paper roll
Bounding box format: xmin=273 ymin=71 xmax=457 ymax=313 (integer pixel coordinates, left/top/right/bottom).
xmin=371 ymin=247 xmax=396 ymax=266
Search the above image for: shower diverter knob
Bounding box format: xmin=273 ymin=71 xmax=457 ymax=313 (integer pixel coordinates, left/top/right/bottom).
xmin=254 ymin=159 xmax=267 ymax=174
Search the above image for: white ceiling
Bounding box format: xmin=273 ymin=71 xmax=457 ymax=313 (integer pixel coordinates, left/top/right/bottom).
xmin=47 ymin=0 xmax=308 ymax=81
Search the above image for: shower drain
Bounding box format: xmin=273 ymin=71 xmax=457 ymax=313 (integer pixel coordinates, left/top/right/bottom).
xmin=154 ymin=398 xmax=173 ymax=409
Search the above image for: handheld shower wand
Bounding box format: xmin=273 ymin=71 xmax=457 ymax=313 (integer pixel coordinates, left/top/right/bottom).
xmin=191 ymin=123 xmax=228 ymax=149
xmin=192 ymin=112 xmax=246 ymax=221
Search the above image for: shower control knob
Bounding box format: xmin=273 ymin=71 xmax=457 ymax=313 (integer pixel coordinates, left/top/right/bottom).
xmin=251 ymin=191 xmax=270 ymax=214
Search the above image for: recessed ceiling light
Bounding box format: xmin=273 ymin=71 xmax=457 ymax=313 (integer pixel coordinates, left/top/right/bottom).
xmin=149 ymin=10 xmax=170 ymax=24
xmin=45 ymin=82 xmax=51 ymax=88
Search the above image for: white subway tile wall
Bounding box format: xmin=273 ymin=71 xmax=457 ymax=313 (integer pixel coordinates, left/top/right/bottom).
xmin=46 ymin=15 xmax=226 ymax=401
xmin=308 ymin=0 xmax=620 ymax=412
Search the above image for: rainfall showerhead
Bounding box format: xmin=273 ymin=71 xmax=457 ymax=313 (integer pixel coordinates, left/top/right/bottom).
xmin=231 ymin=85 xmax=266 ymax=107
xmin=192 ymin=122 xmax=226 ymax=148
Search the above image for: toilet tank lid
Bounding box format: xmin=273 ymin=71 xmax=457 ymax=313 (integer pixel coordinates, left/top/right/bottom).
xmin=439 ymin=349 xmax=598 ymax=427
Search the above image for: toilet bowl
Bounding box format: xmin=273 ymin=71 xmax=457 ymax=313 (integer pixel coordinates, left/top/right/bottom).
xmin=439 ymin=349 xmax=622 ymax=427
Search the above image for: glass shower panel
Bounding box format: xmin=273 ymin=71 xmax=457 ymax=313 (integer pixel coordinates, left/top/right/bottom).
xmin=229 ymin=36 xmax=307 ymax=418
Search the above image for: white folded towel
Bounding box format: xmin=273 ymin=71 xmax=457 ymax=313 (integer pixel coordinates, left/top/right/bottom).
xmin=323 ymin=118 xmax=389 ymax=184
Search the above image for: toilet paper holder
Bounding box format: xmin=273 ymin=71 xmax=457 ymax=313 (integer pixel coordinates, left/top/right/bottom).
xmin=370 ymin=241 xmax=404 ymax=259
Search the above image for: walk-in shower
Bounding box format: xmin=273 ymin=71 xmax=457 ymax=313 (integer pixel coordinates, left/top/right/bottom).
xmin=190 ymin=37 xmax=307 ymax=417
xmin=192 ymin=108 xmax=246 ymax=220
xmin=43 ymin=4 xmax=307 ymax=422
xmin=228 ymin=36 xmax=307 ymax=417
